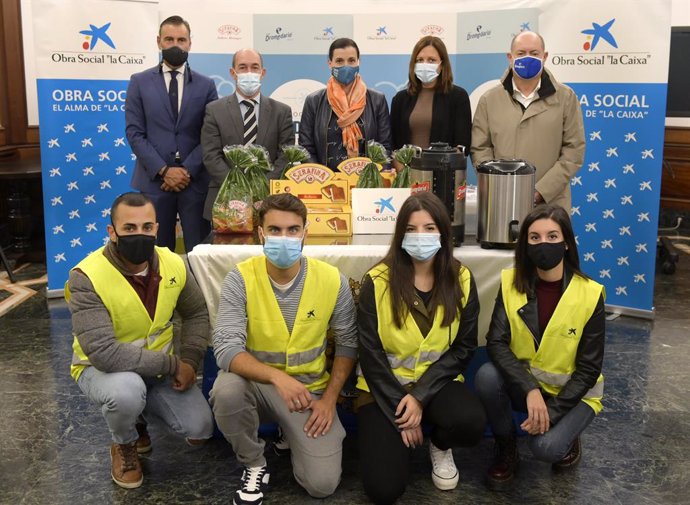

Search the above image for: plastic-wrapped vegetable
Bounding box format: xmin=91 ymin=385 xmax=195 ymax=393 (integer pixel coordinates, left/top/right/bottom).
xmin=356 ymin=141 xmax=388 ymax=189
xmin=392 ymin=144 xmax=418 ymax=188
xmin=212 ymin=146 xmax=256 ymax=234
xmin=245 ymin=145 xmax=272 ymax=217
xmin=280 ymin=144 xmax=310 ymax=179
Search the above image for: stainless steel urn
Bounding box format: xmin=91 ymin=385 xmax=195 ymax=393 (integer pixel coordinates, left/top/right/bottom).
xmin=410 ymin=142 xmax=467 ymax=246
xmin=476 ymin=159 xmax=536 ymax=248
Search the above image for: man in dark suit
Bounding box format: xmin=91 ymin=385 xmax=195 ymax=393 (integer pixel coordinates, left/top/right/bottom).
xmin=201 ymin=48 xmax=294 ymax=221
xmin=125 ymin=15 xmax=218 ymax=252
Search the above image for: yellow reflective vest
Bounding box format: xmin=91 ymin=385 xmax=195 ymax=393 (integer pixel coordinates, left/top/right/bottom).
xmin=357 ymin=263 xmax=472 ymax=392
xmin=236 ymin=256 xmax=340 ymax=392
xmin=501 ymin=268 xmax=605 ymax=414
xmin=67 ymin=246 xmax=186 ymax=381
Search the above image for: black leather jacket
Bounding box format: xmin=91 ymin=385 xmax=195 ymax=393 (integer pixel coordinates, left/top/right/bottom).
xmin=298 ymin=87 xmax=392 ymax=168
xmin=357 ymin=272 xmax=479 ymax=428
xmin=486 ymin=268 xmax=605 ymax=424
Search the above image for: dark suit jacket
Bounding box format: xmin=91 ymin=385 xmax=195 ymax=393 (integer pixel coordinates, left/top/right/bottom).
xmin=125 ymin=64 xmax=218 ymax=196
xmin=390 ymin=85 xmax=472 ymax=152
xmin=298 ymin=87 xmax=392 ymax=168
xmin=200 ymin=93 xmax=294 ymax=219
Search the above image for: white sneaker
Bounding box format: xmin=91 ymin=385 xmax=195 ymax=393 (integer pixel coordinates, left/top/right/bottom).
xmin=429 ymin=443 xmax=459 ymax=490
xmin=233 ymin=465 xmax=270 ymax=505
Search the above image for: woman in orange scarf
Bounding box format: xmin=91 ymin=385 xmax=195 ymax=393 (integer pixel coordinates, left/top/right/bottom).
xmin=299 ymin=38 xmax=392 ymax=170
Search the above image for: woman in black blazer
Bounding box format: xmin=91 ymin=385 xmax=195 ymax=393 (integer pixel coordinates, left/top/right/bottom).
xmin=390 ymin=36 xmax=471 ymax=152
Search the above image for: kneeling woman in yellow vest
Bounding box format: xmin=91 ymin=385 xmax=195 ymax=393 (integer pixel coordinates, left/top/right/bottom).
xmin=475 ymin=204 xmax=605 ymax=490
xmin=356 ymin=191 xmax=487 ymax=504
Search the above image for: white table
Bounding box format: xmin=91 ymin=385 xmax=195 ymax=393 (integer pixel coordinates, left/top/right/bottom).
xmin=188 ymin=240 xmax=514 ymax=345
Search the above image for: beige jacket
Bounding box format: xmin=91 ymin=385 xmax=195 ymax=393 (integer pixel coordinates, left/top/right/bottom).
xmin=471 ymin=68 xmax=585 ymax=210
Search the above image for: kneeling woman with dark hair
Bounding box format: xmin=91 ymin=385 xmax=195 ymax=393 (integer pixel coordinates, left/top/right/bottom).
xmin=475 ymin=204 xmax=605 ymax=489
xmin=356 ymin=191 xmax=486 ymax=504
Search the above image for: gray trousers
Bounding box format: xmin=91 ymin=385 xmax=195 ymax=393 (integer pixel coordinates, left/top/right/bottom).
xmin=210 ymin=371 xmax=345 ymax=498
xmin=77 ymin=366 xmax=214 ymax=445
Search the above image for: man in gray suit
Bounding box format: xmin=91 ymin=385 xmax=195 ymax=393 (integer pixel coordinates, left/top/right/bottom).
xmin=201 ymin=48 xmax=294 ymax=220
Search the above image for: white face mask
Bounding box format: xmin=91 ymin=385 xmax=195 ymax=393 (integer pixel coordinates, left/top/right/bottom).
xmin=236 ymin=72 xmax=262 ymax=97
xmin=414 ymin=63 xmax=440 ymax=84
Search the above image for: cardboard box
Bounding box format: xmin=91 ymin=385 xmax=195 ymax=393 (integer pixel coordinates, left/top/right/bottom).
xmin=271 ymin=164 xmax=349 ymax=205
xmin=307 ymin=205 xmax=352 ymax=236
xmin=271 ymin=164 xmax=352 ymax=236
xmin=351 ymin=188 xmax=412 ymax=235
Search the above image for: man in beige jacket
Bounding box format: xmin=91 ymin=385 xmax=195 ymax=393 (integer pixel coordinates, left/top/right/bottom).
xmin=471 ymin=31 xmax=585 ymax=211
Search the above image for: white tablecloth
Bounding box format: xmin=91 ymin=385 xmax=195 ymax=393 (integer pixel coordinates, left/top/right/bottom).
xmin=188 ymin=242 xmax=514 ymax=345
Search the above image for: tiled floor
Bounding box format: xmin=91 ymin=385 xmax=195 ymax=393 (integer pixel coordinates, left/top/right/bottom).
xmin=0 ymin=254 xmax=688 ymax=504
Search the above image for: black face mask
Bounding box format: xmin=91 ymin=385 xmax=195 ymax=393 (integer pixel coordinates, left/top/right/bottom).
xmin=161 ymin=46 xmax=188 ymax=68
xmin=527 ymin=242 xmax=566 ymax=271
xmin=115 ymin=234 xmax=156 ymax=265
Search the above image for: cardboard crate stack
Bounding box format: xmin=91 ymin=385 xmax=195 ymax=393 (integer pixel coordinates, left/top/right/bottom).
xmin=271 ymin=164 xmax=352 ymax=236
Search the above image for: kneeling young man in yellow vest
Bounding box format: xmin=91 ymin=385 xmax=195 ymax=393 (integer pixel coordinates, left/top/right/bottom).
xmin=66 ymin=192 xmax=213 ymax=489
xmin=210 ymin=193 xmax=358 ymax=505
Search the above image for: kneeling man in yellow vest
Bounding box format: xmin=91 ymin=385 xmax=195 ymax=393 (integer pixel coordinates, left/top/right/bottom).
xmin=210 ymin=193 xmax=358 ymax=505
xmin=66 ymin=192 xmax=213 ymax=489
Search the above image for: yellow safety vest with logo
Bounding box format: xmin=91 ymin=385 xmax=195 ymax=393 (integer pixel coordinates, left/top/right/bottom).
xmin=236 ymin=256 xmax=341 ymax=392
xmin=501 ymin=268 xmax=605 ymax=414
xmin=357 ymin=263 xmax=472 ymax=392
xmin=67 ymin=246 xmax=186 ymax=381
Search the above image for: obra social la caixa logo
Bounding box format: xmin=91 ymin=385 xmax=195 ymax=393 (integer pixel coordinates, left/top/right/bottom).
xmin=51 ymin=21 xmax=144 ymax=65
xmin=551 ymin=18 xmax=649 ymax=67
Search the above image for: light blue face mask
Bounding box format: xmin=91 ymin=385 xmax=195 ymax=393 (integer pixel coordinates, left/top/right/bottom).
xmin=331 ymin=65 xmax=359 ymax=85
xmin=402 ymin=232 xmax=442 ymax=262
xmin=513 ymin=56 xmax=543 ymax=80
xmin=262 ymin=234 xmax=303 ymax=269
xmin=414 ymin=62 xmax=440 ymax=84
xmin=236 ymin=72 xmax=262 ymax=97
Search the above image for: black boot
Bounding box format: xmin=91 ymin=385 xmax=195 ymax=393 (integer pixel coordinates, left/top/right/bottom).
xmin=486 ymin=435 xmax=519 ymax=490
xmin=552 ymin=436 xmax=581 ymax=470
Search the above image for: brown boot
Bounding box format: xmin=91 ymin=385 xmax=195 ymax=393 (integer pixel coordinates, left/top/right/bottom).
xmin=486 ymin=436 xmax=519 ymax=490
xmin=110 ymin=442 xmax=143 ymax=489
xmin=553 ymin=436 xmax=581 ymax=470
xmin=135 ymin=423 xmax=152 ymax=454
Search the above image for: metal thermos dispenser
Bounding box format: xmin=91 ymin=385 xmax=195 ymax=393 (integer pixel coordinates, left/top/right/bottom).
xmin=410 ymin=143 xmax=467 ymax=245
xmin=476 ymin=159 xmax=536 ymax=248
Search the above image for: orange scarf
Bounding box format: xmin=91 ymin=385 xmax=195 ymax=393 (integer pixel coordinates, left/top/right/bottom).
xmin=326 ymin=74 xmax=367 ymax=157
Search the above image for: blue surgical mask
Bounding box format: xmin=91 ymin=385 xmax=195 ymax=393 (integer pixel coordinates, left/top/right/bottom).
xmin=236 ymin=72 xmax=262 ymax=97
xmin=262 ymin=234 xmax=303 ymax=269
xmin=414 ymin=63 xmax=440 ymax=84
xmin=402 ymin=232 xmax=442 ymax=262
xmin=331 ymin=65 xmax=359 ymax=85
xmin=513 ymin=56 xmax=543 ymax=80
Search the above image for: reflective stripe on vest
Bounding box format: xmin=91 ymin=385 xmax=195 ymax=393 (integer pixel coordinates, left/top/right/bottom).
xmin=237 ymin=256 xmax=340 ymax=392
xmin=357 ymin=263 xmax=471 ymax=392
xmin=501 ymin=268 xmax=605 ymax=414
xmin=67 ymin=246 xmax=186 ymax=381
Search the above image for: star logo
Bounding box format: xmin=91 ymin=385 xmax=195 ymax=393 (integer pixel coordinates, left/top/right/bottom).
xmin=307 ymin=309 xmax=316 ymax=319
xmin=568 ymin=328 xmax=576 ymax=336
xmin=581 ymin=18 xmax=618 ymax=51
xmin=169 ymin=277 xmax=177 ymax=285
xmin=377 ymin=26 xmax=387 ymax=36
xmin=374 ymin=197 xmax=395 ymax=214
xmin=79 ymin=22 xmax=116 ymax=51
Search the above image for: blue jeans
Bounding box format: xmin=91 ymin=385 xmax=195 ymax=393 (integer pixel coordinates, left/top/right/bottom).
xmin=474 ymin=362 xmax=596 ymax=463
xmin=77 ymin=367 xmax=214 ymax=445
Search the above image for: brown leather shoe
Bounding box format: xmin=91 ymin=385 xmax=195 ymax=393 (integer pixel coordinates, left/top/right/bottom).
xmin=110 ymin=442 xmax=143 ymax=489
xmin=486 ymin=436 xmax=519 ymax=490
xmin=135 ymin=423 xmax=152 ymax=454
xmin=553 ymin=436 xmax=581 ymax=470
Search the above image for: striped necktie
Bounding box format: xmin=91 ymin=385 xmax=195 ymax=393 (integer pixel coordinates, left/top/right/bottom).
xmin=242 ymin=99 xmax=258 ymax=146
